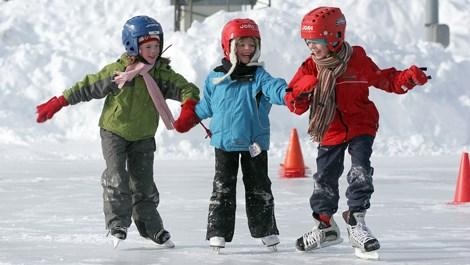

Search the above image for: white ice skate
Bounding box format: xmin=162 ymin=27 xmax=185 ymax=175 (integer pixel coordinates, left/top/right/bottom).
xmin=343 ymin=211 xmax=380 ymax=260
xmin=261 ymin=235 xmax=280 ymax=252
xmin=295 ymin=215 xmax=343 ymax=251
xmin=209 ymin=236 xmax=225 ymax=254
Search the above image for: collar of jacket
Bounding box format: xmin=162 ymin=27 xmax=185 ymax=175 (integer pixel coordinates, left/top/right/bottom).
xmin=214 ymin=58 xmax=257 ymax=82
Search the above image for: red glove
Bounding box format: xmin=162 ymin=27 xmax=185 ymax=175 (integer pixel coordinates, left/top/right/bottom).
xmin=284 ymin=92 xmax=310 ymax=115
xmin=285 ymin=75 xmax=316 ymax=114
xmin=398 ymin=65 xmax=429 ymax=91
xmin=291 ymin=75 xmax=318 ymax=98
xmin=36 ymin=95 xmax=69 ymax=123
xmin=173 ymin=99 xmax=200 ymax=133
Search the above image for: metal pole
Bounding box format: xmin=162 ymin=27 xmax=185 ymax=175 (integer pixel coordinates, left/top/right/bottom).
xmin=174 ymin=0 xmax=180 ymax=31
xmin=188 ymin=0 xmax=193 ymax=31
xmin=424 ymin=0 xmax=438 ymax=41
xmin=425 ymin=0 xmax=439 ymax=25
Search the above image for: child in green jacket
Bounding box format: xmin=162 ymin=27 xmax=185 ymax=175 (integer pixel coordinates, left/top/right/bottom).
xmin=36 ymin=15 xmax=199 ymax=248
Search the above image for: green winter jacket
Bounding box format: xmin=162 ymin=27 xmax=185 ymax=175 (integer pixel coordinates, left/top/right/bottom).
xmin=63 ymin=54 xmax=200 ymax=141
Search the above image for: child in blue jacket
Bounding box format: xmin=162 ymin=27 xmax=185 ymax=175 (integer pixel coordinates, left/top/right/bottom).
xmin=173 ymin=18 xmax=309 ymax=252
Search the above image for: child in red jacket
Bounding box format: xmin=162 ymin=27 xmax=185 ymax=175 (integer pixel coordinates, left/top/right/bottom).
xmin=284 ymin=7 xmax=429 ymax=259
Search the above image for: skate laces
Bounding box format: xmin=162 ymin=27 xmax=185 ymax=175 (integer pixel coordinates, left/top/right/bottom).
xmin=303 ymin=228 xmax=324 ymax=248
xmin=351 ymin=223 xmax=374 ymax=244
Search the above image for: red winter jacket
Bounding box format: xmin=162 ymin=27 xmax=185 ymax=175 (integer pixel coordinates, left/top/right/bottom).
xmin=289 ymin=46 xmax=409 ymax=146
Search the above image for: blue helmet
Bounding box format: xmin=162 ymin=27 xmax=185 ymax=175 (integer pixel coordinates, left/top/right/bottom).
xmin=122 ymin=16 xmax=164 ymax=56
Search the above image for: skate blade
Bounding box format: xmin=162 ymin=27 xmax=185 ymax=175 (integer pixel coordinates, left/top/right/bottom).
xmin=267 ymin=245 xmax=278 ymax=252
xmin=112 ymin=238 xmax=121 ymax=249
xmin=162 ymin=239 xmax=175 ymax=248
xmin=211 ymin=246 xmax=223 ymax=254
xmin=354 ymin=248 xmax=379 ymax=260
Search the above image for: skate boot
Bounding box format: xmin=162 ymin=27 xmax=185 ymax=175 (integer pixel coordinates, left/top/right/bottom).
xmin=261 ymin=235 xmax=280 ymax=252
xmin=295 ymin=214 xmax=343 ymax=251
xmin=209 ymin=236 xmax=225 ymax=254
xmin=343 ymin=210 xmax=380 ymax=260
xmin=109 ymin=226 xmax=127 ymax=249
xmin=151 ymin=229 xmax=175 ymax=248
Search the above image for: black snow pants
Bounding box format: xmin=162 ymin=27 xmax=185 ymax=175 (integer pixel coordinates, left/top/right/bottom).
xmin=310 ymin=135 xmax=375 ymax=216
xmin=100 ymin=128 xmax=164 ymax=238
xmin=206 ymin=148 xmax=279 ymax=242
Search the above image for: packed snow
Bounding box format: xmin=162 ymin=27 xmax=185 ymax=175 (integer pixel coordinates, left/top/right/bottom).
xmin=0 ymin=0 xmax=470 ymax=264
xmin=0 ymin=0 xmax=469 ymax=160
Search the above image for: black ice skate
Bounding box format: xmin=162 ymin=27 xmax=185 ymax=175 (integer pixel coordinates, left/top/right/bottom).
xmin=343 ymin=210 xmax=380 ymax=260
xmin=109 ymin=226 xmax=127 ymax=249
xmin=295 ymin=214 xmax=343 ymax=251
xmin=147 ymin=229 xmax=175 ymax=248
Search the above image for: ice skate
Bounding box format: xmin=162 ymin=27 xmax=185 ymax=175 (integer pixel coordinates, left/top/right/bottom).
xmin=343 ymin=210 xmax=380 ymax=260
xmin=108 ymin=226 xmax=127 ymax=249
xmin=150 ymin=229 xmax=175 ymax=248
xmin=295 ymin=214 xmax=343 ymax=251
xmin=209 ymin=236 xmax=225 ymax=254
xmin=261 ymin=235 xmax=280 ymax=252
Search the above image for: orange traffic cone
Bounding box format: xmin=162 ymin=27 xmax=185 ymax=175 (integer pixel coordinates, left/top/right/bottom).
xmin=452 ymin=152 xmax=470 ymax=204
xmin=280 ymin=128 xmax=308 ymax=178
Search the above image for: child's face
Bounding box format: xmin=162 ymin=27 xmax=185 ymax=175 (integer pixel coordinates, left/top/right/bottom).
xmin=235 ymin=37 xmax=256 ymax=64
xmin=307 ymin=42 xmax=330 ymax=60
xmin=139 ymin=40 xmax=160 ymax=64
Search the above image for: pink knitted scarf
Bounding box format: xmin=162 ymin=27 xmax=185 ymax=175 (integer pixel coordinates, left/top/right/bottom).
xmin=113 ymin=62 xmax=175 ymax=130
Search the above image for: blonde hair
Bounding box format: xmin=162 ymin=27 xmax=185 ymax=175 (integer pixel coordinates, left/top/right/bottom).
xmin=236 ymin=36 xmax=257 ymax=46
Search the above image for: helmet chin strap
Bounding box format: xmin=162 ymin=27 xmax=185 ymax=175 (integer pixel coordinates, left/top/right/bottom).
xmin=212 ymin=39 xmax=238 ymax=85
xmin=212 ymin=38 xmax=264 ymax=85
xmin=247 ymin=38 xmax=263 ymax=67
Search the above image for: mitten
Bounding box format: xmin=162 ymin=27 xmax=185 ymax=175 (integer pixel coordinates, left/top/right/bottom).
xmin=284 ymin=91 xmax=311 ymax=115
xmin=36 ymin=95 xmax=69 ymax=123
xmin=291 ymin=75 xmax=318 ymax=98
xmin=173 ymin=99 xmax=200 ymax=133
xmin=398 ymin=65 xmax=430 ymax=91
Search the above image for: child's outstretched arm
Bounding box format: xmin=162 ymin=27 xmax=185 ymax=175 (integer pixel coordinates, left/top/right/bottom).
xmin=36 ymin=60 xmax=124 ymax=123
xmin=358 ymin=47 xmax=430 ymax=93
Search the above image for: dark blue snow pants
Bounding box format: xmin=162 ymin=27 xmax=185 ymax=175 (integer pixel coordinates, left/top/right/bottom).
xmin=309 ymin=135 xmax=375 ymax=216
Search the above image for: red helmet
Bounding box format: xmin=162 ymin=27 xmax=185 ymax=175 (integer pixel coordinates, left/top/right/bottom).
xmin=301 ymin=7 xmax=346 ymax=52
xmin=221 ymin=18 xmax=261 ymax=60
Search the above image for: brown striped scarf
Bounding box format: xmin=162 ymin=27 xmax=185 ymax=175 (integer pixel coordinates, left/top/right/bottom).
xmin=308 ymin=42 xmax=353 ymax=142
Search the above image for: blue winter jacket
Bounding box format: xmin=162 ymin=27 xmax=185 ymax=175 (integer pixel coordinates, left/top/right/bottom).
xmin=195 ymin=66 xmax=287 ymax=151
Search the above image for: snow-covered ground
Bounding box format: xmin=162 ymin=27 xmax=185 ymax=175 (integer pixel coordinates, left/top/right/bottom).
xmin=1 ymin=156 xmax=470 ymax=265
xmin=0 ymin=0 xmax=469 ymax=160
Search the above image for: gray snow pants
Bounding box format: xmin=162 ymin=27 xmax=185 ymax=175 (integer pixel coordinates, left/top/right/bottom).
xmin=206 ymin=149 xmax=279 ymax=242
xmin=100 ymin=128 xmax=164 ymax=238
xmin=310 ymin=135 xmax=375 ymax=216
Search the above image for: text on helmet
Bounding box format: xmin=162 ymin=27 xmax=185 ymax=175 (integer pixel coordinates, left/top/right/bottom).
xmin=302 ymin=25 xmax=314 ymax=31
xmin=240 ymin=24 xmax=256 ymax=29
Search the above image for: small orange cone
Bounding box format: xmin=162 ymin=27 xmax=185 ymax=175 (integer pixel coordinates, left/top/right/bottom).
xmin=452 ymin=152 xmax=470 ymax=204
xmin=280 ymin=128 xmax=308 ymax=178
